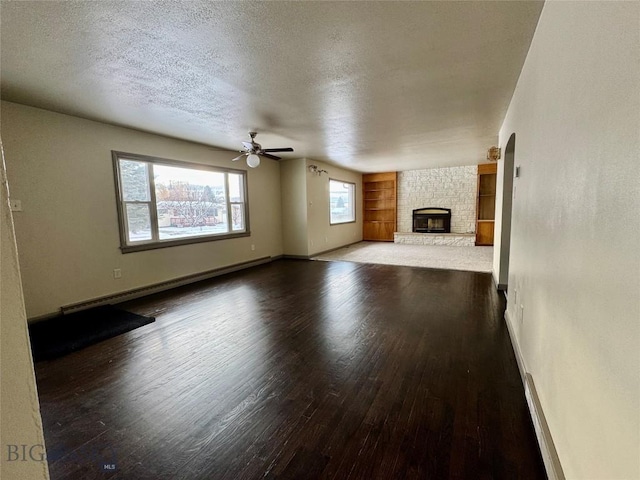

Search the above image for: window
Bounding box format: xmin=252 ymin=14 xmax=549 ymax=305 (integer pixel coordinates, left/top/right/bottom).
xmin=113 ymin=151 xmax=249 ymax=252
xmin=329 ymin=179 xmax=356 ymax=224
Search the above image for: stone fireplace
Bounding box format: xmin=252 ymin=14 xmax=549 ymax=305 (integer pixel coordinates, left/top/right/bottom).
xmin=412 ymin=207 xmax=451 ymax=233
xmin=394 ymin=166 xmax=476 ymax=246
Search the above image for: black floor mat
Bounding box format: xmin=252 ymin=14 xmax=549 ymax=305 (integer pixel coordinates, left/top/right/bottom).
xmin=29 ymin=305 xmax=155 ymax=361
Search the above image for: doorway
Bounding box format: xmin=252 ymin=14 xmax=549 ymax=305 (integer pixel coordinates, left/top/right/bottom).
xmin=497 ymin=133 xmax=516 ymax=290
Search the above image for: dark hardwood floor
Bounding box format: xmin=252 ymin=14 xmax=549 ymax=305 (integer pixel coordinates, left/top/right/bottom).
xmin=34 ymin=259 xmax=546 ymax=479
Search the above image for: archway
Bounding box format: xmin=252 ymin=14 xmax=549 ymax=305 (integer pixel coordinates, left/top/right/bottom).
xmin=497 ymin=133 xmax=516 ymax=290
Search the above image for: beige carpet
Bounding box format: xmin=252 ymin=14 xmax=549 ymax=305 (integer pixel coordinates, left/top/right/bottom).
xmin=312 ymin=241 xmax=493 ymax=273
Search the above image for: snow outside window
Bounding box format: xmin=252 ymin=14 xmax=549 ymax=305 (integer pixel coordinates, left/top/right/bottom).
xmin=113 ymin=151 xmax=249 ymax=252
xmin=329 ymin=179 xmax=356 ymax=225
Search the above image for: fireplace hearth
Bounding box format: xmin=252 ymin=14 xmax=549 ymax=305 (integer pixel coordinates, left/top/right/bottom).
xmin=413 ymin=207 xmax=451 ymax=233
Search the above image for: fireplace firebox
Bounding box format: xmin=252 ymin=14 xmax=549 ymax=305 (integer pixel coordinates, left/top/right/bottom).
xmin=413 ymin=208 xmax=451 ymax=233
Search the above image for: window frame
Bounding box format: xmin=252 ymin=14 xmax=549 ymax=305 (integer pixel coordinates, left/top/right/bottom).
xmin=329 ymin=178 xmax=356 ymax=225
xmin=112 ymin=151 xmax=250 ymax=253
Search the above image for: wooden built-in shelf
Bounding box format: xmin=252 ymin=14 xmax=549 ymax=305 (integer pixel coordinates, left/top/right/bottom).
xmin=476 ymin=163 xmax=497 ymax=246
xmin=363 ymin=172 xmax=397 ymax=242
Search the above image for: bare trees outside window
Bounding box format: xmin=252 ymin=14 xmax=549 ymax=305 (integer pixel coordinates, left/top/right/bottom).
xmin=113 ymin=152 xmax=249 ymax=252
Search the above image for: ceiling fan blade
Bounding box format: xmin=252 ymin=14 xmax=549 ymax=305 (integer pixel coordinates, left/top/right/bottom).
xmin=262 ymin=148 xmax=293 ymax=152
xmin=232 ymin=153 xmax=247 ymax=162
xmin=241 ymin=141 xmax=253 ymax=150
xmin=259 ymin=152 xmax=281 ymax=160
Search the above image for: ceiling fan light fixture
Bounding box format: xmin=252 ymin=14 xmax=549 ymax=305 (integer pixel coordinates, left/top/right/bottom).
xmin=232 ymin=132 xmax=293 ymax=166
xmin=246 ymin=154 xmax=261 ymax=168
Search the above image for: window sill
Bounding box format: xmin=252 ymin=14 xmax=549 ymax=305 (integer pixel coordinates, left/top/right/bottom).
xmin=120 ymin=231 xmax=251 ymax=253
xmin=330 ymin=221 xmax=357 ymax=226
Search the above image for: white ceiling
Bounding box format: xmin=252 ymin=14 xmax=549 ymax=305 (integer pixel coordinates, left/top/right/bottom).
xmin=0 ymin=1 xmax=543 ymax=172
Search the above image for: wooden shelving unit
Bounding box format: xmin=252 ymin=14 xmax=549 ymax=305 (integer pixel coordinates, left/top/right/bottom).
xmin=476 ymin=163 xmax=497 ymax=246
xmin=363 ymin=172 xmax=397 ymax=241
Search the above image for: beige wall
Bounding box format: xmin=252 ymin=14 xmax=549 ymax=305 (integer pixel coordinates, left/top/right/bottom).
xmin=0 ymin=104 xmax=360 ymax=479
xmin=280 ymin=158 xmax=308 ymax=256
xmin=1 ymin=142 xmax=49 ymax=479
xmin=280 ymin=158 xmax=362 ymax=257
xmin=493 ymin=2 xmax=639 ymax=478
xmin=305 ymin=159 xmax=362 ymax=256
xmin=1 ymin=102 xmax=284 ymax=319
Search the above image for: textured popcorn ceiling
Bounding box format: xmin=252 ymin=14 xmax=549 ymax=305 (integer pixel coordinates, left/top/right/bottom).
xmin=0 ymin=1 xmax=543 ymax=172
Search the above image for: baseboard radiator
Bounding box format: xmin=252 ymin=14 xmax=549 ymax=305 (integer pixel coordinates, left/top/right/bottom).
xmin=524 ymin=373 xmax=565 ymax=480
xmin=61 ymin=256 xmax=273 ymax=315
xmin=504 ymin=310 xmax=565 ymax=480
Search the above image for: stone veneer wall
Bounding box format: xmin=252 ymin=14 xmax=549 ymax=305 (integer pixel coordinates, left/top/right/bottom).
xmin=395 ymin=232 xmax=475 ymax=246
xmin=397 ymin=165 xmax=477 ymax=234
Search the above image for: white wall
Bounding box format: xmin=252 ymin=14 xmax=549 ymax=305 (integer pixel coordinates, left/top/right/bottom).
xmin=1 ymin=102 xmax=284 ymax=319
xmin=494 ymin=2 xmax=640 ymax=478
xmin=0 ymin=142 xmax=49 ymax=479
xmin=397 ymin=166 xmax=477 ymax=234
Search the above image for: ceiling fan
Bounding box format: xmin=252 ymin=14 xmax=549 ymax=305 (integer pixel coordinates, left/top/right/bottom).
xmin=232 ymin=132 xmax=294 ymax=168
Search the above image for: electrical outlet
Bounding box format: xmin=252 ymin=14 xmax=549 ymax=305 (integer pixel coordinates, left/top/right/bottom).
xmin=113 ymin=269 xmax=122 ymax=279
xmin=10 ymin=200 xmax=22 ymax=212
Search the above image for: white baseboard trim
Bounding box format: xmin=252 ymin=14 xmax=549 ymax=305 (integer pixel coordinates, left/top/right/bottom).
xmin=491 ymin=271 xmax=508 ymax=292
xmin=504 ymin=309 xmax=526 ymax=384
xmin=504 ymin=310 xmax=565 ymax=480
xmin=492 ymin=271 xmax=499 ymax=290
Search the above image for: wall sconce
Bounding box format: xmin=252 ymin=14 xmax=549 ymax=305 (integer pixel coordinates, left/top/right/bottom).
xmin=308 ymin=165 xmax=328 ymax=176
xmin=487 ymin=146 xmax=501 ymax=161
